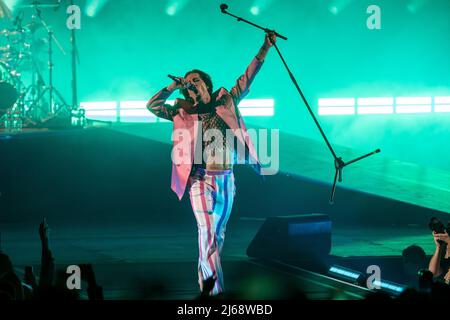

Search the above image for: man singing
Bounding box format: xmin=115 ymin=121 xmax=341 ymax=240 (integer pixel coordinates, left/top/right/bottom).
xmin=147 ymin=32 xmax=276 ymax=296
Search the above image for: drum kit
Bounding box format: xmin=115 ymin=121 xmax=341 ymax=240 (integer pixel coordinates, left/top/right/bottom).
xmin=0 ymin=0 xmax=71 ymax=131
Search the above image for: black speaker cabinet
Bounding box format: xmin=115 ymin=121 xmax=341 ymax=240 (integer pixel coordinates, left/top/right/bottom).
xmin=247 ymin=214 xmax=332 ymax=260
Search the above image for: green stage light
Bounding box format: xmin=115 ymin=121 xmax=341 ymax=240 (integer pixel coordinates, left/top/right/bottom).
xmin=166 ymin=4 xmax=177 ymax=16
xmin=407 ymin=0 xmax=429 ymax=14
xmin=328 ymin=0 xmax=356 ymax=15
xmin=249 ymin=0 xmax=274 ymax=16
xmin=165 ymin=0 xmax=190 ymax=16
xmin=250 ymin=6 xmax=260 ymax=16
xmin=85 ymin=0 xmax=109 ymax=18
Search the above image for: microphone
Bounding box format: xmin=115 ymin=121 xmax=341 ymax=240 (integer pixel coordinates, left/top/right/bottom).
xmin=167 ymin=74 xmax=198 ymax=95
xmin=220 ymin=3 xmax=228 ymax=12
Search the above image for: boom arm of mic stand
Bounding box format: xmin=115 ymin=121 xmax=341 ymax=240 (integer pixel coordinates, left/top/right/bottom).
xmin=220 ymin=7 xmax=288 ymax=40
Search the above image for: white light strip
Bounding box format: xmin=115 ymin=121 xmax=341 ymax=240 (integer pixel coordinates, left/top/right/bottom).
xmin=120 ymin=101 xmax=147 ymax=109
xmin=396 ymin=97 xmax=432 ymax=105
xmin=121 ymin=99 xmax=275 ymax=109
xmin=119 ymin=117 xmax=160 ymax=123
xmin=82 ymin=99 xmax=274 ymax=122
xmin=240 ymin=107 xmax=274 ymax=116
xmin=120 ymin=110 xmax=157 ymax=117
xmin=319 ymin=107 xmax=355 ymax=115
xmin=357 ymin=98 xmax=393 ymax=106
xmin=396 ymin=105 xmax=432 ymax=113
xmin=435 ymin=96 xmax=450 ymax=104
xmin=357 ymin=106 xmax=393 ymax=114
xmin=318 ymin=96 xmax=450 ymax=116
xmin=81 ymin=101 xmax=117 ymax=110
xmin=238 ymin=99 xmax=274 ymax=108
xmin=319 ymin=98 xmax=355 ymax=107
xmin=435 ymin=105 xmax=450 ymax=113
xmin=85 ymin=110 xmax=117 ymax=116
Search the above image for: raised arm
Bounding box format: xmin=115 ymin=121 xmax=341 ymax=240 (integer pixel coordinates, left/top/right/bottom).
xmin=38 ymin=217 xmax=54 ymax=289
xmin=147 ymin=80 xmax=186 ymax=121
xmin=230 ymin=32 xmax=276 ymax=104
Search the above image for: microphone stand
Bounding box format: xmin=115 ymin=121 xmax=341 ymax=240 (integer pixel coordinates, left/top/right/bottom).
xmin=69 ymin=0 xmax=79 ymax=111
xmin=219 ymin=4 xmax=380 ymax=204
xmin=54 ymin=0 xmax=79 ymax=112
xmin=31 ymin=2 xmax=70 ymax=118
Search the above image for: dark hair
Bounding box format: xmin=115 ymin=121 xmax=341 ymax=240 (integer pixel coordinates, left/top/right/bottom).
xmin=402 ymin=245 xmax=426 ymax=264
xmin=181 ymin=69 xmax=213 ymax=99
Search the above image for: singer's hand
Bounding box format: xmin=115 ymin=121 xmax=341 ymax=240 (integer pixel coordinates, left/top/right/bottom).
xmin=264 ymin=31 xmax=277 ymax=48
xmin=166 ymin=77 xmax=187 ymax=92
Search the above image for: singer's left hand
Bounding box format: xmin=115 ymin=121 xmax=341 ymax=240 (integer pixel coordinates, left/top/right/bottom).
xmin=264 ymin=31 xmax=277 ymax=47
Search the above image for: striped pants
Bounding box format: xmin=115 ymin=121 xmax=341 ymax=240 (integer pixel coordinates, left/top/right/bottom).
xmin=188 ymin=167 xmax=235 ymax=296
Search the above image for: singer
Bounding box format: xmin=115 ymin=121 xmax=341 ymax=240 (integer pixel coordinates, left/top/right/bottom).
xmin=147 ymin=32 xmax=276 ymax=296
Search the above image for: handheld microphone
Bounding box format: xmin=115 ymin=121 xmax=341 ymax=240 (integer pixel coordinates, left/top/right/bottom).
xmin=167 ymin=74 xmax=182 ymax=83
xmin=167 ymin=74 xmax=198 ymax=95
xmin=220 ymin=4 xmax=228 ymax=12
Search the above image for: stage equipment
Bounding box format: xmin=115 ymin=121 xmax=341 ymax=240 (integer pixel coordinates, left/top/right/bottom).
xmin=26 ymin=2 xmax=69 ymax=118
xmin=219 ymin=4 xmax=380 ymax=204
xmin=247 ymin=214 xmax=331 ymax=260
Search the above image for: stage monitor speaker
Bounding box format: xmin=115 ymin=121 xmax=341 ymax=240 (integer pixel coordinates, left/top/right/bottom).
xmin=247 ymin=214 xmax=331 ymax=260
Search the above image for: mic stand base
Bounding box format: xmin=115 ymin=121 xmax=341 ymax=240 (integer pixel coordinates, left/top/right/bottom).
xmin=329 ymin=149 xmax=381 ymax=204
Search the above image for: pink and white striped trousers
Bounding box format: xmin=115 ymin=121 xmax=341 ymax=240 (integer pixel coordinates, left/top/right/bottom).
xmin=188 ymin=167 xmax=236 ymax=296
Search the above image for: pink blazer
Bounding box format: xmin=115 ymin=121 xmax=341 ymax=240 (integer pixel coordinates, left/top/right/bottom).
xmin=147 ymin=57 xmax=263 ymax=200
